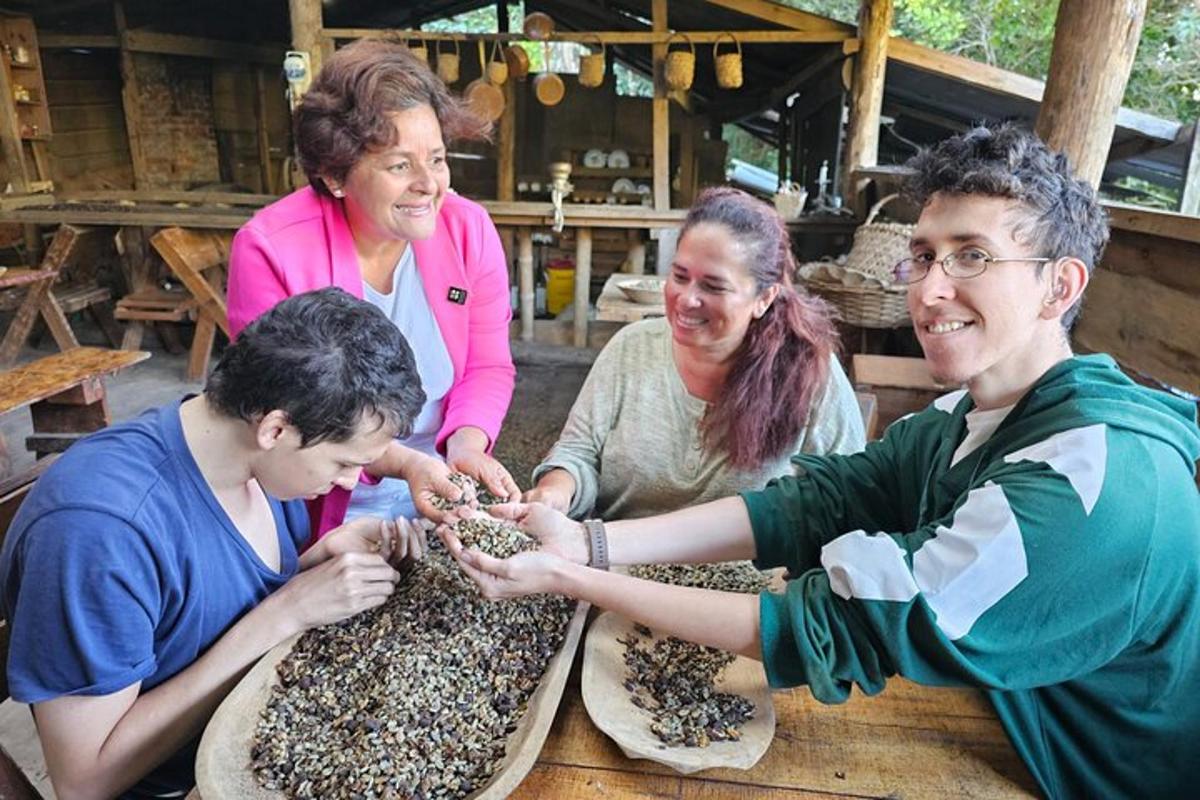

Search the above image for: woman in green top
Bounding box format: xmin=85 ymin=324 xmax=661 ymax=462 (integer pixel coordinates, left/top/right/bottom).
xmin=525 ymin=187 xmax=865 ymax=519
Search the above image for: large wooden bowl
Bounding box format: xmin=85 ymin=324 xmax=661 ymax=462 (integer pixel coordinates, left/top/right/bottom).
xmin=195 ymin=600 xmax=589 ymax=799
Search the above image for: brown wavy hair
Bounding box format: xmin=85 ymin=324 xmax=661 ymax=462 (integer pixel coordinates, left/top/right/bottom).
xmin=685 ymin=187 xmax=839 ymax=469
xmin=293 ymin=39 xmax=492 ymax=195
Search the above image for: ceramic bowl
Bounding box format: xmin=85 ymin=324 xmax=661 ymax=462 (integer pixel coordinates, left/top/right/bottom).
xmin=616 ymin=278 xmax=665 ymax=305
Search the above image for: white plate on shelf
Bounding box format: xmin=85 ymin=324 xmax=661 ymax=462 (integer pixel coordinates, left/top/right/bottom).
xmin=611 ymin=177 xmax=638 ymax=195
xmin=583 ymin=149 xmax=607 ymax=168
xmin=607 ymin=149 xmax=631 ymax=169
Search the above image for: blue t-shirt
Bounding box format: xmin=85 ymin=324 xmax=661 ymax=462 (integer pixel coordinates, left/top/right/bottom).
xmin=0 ymin=400 xmax=309 ymax=796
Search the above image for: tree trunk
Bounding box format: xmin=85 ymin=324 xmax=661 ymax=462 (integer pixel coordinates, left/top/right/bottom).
xmin=1035 ymin=0 xmax=1147 ymax=188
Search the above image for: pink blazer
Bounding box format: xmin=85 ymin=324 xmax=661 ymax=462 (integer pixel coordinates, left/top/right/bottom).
xmin=228 ymin=187 xmax=515 ymax=539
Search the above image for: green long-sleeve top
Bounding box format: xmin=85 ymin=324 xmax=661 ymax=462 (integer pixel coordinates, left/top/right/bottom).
xmin=534 ymin=317 xmax=866 ymax=520
xmin=742 ymin=354 xmax=1200 ymax=799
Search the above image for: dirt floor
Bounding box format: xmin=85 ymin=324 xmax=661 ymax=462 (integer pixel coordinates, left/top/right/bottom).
xmin=1 ymin=317 xmax=595 ymax=491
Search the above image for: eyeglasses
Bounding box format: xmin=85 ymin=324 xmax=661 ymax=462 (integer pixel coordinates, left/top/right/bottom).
xmin=893 ymin=248 xmax=1053 ymax=285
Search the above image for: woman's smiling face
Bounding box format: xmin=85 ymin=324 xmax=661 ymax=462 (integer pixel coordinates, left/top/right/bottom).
xmin=333 ymin=105 xmax=450 ymax=244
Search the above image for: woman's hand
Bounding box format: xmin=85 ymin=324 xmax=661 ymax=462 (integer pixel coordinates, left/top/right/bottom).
xmin=404 ymin=453 xmax=467 ymax=523
xmin=439 ymin=528 xmax=569 ymax=600
xmin=445 ymin=427 xmax=520 ymax=502
xmin=487 ymin=502 xmax=589 ymax=565
xmin=521 ymin=469 xmax=575 ymax=513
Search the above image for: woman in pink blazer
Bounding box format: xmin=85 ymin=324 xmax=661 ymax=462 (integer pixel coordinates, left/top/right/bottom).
xmin=228 ymin=40 xmax=517 ymax=539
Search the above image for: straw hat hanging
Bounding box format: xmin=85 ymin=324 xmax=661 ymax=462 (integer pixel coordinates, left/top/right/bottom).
xmin=436 ymin=38 xmax=461 ymax=84
xmin=713 ymin=32 xmax=743 ymax=89
xmin=664 ymin=33 xmax=696 ymax=91
xmin=578 ymin=35 xmax=606 ymax=88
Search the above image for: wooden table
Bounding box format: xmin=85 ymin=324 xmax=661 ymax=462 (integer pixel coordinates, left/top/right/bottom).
xmin=595 ymin=273 xmax=666 ymax=323
xmin=515 ymin=664 xmax=1038 ymax=799
xmin=0 ymin=268 xmax=75 ymax=368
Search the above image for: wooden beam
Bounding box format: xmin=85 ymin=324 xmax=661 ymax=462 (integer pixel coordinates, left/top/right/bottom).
xmin=1181 ymin=121 xmax=1200 ymax=217
xmin=38 ymin=34 xmax=120 ymax=49
xmin=321 ymin=28 xmax=850 ymax=45
xmin=1035 ymin=0 xmax=1148 ymax=187
xmin=496 ymin=79 xmax=515 ymax=202
xmin=253 ymin=68 xmax=274 ymax=195
xmin=702 ymin=0 xmax=850 ymax=34
xmin=289 ymin=0 xmax=326 ymax=79
xmin=114 ymin=2 xmax=149 ymax=190
xmin=842 ymin=0 xmax=893 ymax=209
xmin=121 ymin=30 xmax=285 ymax=65
xmin=651 ymin=0 xmax=669 ymax=211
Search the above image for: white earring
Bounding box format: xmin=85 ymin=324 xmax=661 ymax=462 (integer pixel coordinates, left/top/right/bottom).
xmin=332 ymin=189 xmax=344 ymax=198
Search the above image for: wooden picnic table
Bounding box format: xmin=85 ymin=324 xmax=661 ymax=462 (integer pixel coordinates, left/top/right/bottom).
xmin=512 ymin=658 xmax=1038 ymax=799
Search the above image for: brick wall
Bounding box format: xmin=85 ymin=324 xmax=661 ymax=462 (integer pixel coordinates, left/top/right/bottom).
xmin=134 ymin=53 xmax=221 ymax=188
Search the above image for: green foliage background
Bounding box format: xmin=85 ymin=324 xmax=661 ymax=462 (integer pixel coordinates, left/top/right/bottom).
xmin=788 ymin=0 xmax=1199 ymax=124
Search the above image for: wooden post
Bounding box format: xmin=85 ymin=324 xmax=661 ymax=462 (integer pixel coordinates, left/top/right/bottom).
xmin=497 ymin=81 xmax=516 ymax=201
xmin=1181 ymin=121 xmax=1200 ymax=217
xmin=574 ymin=227 xmax=592 ymax=348
xmin=253 ymin=67 xmax=274 ymax=195
xmin=626 ymin=229 xmax=646 ymax=274
xmin=0 ymin=58 xmax=29 ymax=192
xmin=114 ymin=2 xmax=149 ymax=190
xmin=842 ymin=0 xmax=893 ymax=211
xmin=651 ymin=0 xmax=670 ymax=211
xmin=1035 ymin=0 xmax=1147 ymax=188
xmin=289 ymin=0 xmax=326 ymax=80
xmin=517 ymin=227 xmax=534 ymax=341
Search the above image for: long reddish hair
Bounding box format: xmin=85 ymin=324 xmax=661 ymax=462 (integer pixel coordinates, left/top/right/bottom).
xmin=685 ymin=187 xmax=838 ymax=469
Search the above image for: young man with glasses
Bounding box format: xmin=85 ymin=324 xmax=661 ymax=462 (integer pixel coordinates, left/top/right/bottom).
xmin=442 ymin=124 xmax=1200 ymax=799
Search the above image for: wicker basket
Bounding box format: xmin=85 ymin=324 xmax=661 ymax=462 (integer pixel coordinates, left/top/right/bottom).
xmin=665 ymin=33 xmax=696 ymax=91
xmin=844 ymin=193 xmax=913 ymax=282
xmin=801 ymin=276 xmax=910 ymax=328
xmin=713 ymin=32 xmax=743 ymax=89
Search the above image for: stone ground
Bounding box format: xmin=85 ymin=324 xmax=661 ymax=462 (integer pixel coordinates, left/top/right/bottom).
xmin=1 ymin=316 xmax=595 ymax=490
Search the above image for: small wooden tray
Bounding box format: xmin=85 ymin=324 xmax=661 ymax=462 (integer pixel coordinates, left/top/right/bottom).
xmin=195 ymin=600 xmax=590 ymax=799
xmin=581 ymin=609 xmax=776 ymax=775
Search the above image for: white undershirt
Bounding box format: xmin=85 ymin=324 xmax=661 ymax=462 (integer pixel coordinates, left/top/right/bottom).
xmin=951 ymin=403 xmax=1017 ymax=467
xmin=346 ymin=246 xmax=454 ymax=521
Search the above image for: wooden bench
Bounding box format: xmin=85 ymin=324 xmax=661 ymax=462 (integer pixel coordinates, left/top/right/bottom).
xmin=0 ymin=347 xmax=150 ymax=463
xmin=149 ymin=228 xmax=231 ymax=381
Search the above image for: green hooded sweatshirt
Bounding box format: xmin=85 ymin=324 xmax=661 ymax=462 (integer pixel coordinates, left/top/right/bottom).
xmin=743 ymin=354 xmax=1200 ymax=799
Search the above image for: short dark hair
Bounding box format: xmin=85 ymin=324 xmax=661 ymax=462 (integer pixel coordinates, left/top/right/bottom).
xmin=206 ymin=288 xmax=424 ymax=446
xmin=294 ymin=39 xmax=491 ymax=195
xmin=903 ymin=123 xmax=1110 ymax=329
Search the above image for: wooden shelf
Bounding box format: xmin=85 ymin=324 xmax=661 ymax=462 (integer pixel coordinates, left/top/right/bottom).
xmin=573 ymin=166 xmax=653 ymax=178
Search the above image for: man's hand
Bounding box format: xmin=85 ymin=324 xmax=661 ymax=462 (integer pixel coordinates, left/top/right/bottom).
xmin=308 ymin=515 xmax=427 ymax=568
xmin=487 ymin=502 xmax=589 ymax=565
xmin=274 ymin=552 xmax=399 ymax=631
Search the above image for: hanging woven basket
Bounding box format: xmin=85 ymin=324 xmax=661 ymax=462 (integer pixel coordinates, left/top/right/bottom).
xmin=436 ymin=39 xmax=461 ymax=84
xmin=486 ymin=39 xmax=508 ymax=85
xmin=664 ymin=33 xmax=695 ymax=91
xmin=578 ymin=36 xmax=606 ymax=88
xmin=713 ymin=32 xmax=743 ymax=89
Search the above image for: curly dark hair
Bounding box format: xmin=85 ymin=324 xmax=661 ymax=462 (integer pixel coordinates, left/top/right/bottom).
xmin=294 ymin=39 xmax=492 ymax=195
xmin=207 ymin=288 xmax=425 ymax=446
xmin=903 ymin=123 xmax=1109 ymax=329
